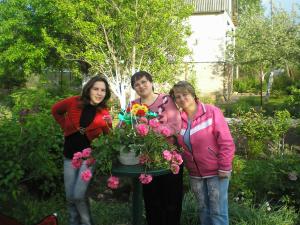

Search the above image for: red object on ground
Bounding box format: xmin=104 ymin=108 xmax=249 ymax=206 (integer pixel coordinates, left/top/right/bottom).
xmin=0 ymin=213 xmax=58 ymax=225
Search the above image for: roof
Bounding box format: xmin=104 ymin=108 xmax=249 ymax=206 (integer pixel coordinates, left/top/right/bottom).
xmin=186 ymin=0 xmax=234 ymax=16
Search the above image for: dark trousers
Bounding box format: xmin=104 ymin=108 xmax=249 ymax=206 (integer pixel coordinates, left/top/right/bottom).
xmin=143 ymin=165 xmax=183 ymax=225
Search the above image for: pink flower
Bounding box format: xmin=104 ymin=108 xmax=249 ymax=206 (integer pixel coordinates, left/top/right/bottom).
xmin=139 ymin=154 xmax=150 ymax=164
xmin=149 ymin=118 xmax=160 ymax=128
xmin=152 ymin=127 xmax=161 ymax=134
xmin=107 ymin=176 xmax=119 ymax=189
xmin=172 ymin=152 xmax=183 ymax=165
xmin=159 ymin=126 xmax=171 ymax=137
xmin=71 ymin=158 xmax=82 ymax=169
xmin=171 ymin=164 xmax=180 ymax=174
xmin=86 ymin=157 xmax=96 ymax=167
xmin=80 ymin=169 xmax=92 ymax=182
xmin=82 ymin=148 xmax=92 ymax=158
xmin=136 ymin=124 xmax=149 ymax=136
xmin=139 ymin=174 xmax=153 ymax=184
xmin=162 ymin=150 xmax=172 ymax=161
xmin=73 ymin=152 xmax=83 ymax=160
xmin=139 ymin=117 xmax=148 ymax=124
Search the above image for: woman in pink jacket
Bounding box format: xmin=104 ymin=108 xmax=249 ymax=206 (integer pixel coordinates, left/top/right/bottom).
xmin=169 ymin=81 xmax=235 ymax=225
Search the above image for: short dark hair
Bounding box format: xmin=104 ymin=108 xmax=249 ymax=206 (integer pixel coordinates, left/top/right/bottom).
xmin=80 ymin=76 xmax=111 ymax=110
xmin=169 ymin=81 xmax=198 ymax=101
xmin=131 ymin=71 xmax=153 ymax=89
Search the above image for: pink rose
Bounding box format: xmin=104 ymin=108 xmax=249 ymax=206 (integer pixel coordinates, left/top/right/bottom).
xmin=139 ymin=174 xmax=153 ymax=184
xmin=80 ymin=169 xmax=92 ymax=182
xmin=149 ymin=118 xmax=160 ymax=128
xmin=82 ymin=148 xmax=92 ymax=158
xmin=172 ymin=152 xmax=183 ymax=165
xmin=152 ymin=127 xmax=161 ymax=134
xmin=162 ymin=150 xmax=172 ymax=161
xmin=73 ymin=152 xmax=83 ymax=160
xmin=170 ymin=164 xmax=180 ymax=174
xmin=71 ymin=158 xmax=82 ymax=169
xmin=107 ymin=176 xmax=119 ymax=189
xmin=136 ymin=124 xmax=149 ymax=136
xmin=159 ymin=126 xmax=171 ymax=137
xmin=139 ymin=117 xmax=148 ymax=124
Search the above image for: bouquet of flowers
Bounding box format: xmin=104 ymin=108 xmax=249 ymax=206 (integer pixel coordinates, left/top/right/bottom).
xmin=75 ymin=103 xmax=183 ymax=189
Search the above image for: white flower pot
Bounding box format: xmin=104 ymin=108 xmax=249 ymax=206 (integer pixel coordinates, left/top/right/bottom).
xmin=118 ymin=148 xmax=140 ymax=165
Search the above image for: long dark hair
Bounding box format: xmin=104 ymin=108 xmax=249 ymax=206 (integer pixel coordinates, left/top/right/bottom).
xmin=80 ymin=76 xmax=111 ymax=110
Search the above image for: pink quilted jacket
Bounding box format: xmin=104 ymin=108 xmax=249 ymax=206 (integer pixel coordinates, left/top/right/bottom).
xmin=177 ymin=102 xmax=235 ymax=177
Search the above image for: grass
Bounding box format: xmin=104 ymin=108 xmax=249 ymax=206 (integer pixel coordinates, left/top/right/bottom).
xmin=229 ymin=201 xmax=298 ymax=225
xmin=220 ymin=95 xmax=293 ymax=117
xmin=2 ymin=190 xmax=299 ymax=225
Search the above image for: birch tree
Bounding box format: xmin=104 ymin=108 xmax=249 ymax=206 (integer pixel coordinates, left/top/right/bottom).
xmin=0 ymin=0 xmax=192 ymax=106
xmin=42 ymin=0 xmax=192 ymax=108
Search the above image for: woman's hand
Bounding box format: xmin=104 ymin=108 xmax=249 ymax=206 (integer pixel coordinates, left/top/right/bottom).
xmin=218 ymin=171 xmax=231 ymax=179
xmin=103 ymin=115 xmax=113 ymax=124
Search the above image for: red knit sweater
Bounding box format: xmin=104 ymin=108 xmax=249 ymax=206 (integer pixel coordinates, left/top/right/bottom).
xmin=51 ymin=96 xmax=111 ymax=141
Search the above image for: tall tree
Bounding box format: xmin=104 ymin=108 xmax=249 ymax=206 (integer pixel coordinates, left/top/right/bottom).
xmin=0 ymin=0 xmax=76 ymax=88
xmin=227 ymin=6 xmax=300 ymax=104
xmin=0 ymin=0 xmax=192 ymax=105
xmin=237 ymin=0 xmax=261 ymax=14
xmin=43 ymin=0 xmax=192 ymax=108
xmin=229 ymin=7 xmax=299 ymax=74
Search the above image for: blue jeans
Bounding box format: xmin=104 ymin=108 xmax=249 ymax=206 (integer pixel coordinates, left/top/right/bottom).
xmin=64 ymin=158 xmax=93 ymax=225
xmin=190 ymin=176 xmax=229 ymax=225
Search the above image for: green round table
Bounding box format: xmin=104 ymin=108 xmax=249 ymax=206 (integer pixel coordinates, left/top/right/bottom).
xmin=112 ymin=164 xmax=170 ymax=225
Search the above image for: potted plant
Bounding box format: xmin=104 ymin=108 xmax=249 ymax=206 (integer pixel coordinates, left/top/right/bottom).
xmin=72 ymin=103 xmax=183 ymax=188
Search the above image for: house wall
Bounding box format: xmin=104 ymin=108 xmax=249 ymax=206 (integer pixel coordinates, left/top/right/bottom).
xmin=184 ymin=12 xmax=235 ymax=95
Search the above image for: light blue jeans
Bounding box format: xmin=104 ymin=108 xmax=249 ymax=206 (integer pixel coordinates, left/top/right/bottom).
xmin=190 ymin=176 xmax=229 ymax=225
xmin=64 ymin=158 xmax=93 ymax=225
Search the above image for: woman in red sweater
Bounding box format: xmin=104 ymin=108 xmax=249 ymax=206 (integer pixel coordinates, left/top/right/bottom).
xmin=52 ymin=76 xmax=112 ymax=225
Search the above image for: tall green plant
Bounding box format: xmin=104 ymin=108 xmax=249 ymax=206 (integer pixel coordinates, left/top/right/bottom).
xmin=0 ymin=88 xmax=65 ymax=200
xmin=230 ymin=109 xmax=291 ymax=158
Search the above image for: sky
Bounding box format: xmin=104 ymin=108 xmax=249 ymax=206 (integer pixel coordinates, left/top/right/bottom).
xmin=262 ymin=0 xmax=300 ymax=15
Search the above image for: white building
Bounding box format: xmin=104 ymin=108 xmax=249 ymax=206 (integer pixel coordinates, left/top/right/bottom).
xmin=185 ymin=0 xmax=236 ymax=98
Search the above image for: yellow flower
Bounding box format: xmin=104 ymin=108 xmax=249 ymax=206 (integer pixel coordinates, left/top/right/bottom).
xmin=140 ymin=105 xmax=148 ymax=113
xmin=131 ymin=103 xmax=140 ymax=110
xmin=131 ymin=108 xmax=138 ymax=115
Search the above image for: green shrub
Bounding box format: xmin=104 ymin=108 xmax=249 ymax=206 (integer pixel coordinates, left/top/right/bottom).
xmin=271 ymin=75 xmax=294 ymax=95
xmin=0 ymin=88 xmax=67 ymax=201
xmin=231 ymin=155 xmax=300 ymax=208
xmin=230 ymin=109 xmax=291 ymax=158
xmin=285 ymin=86 xmax=300 ymax=118
xmin=221 ymin=96 xmax=262 ymax=117
xmin=233 ymin=77 xmax=265 ymax=93
xmin=2 ymin=195 xmax=67 ymax=225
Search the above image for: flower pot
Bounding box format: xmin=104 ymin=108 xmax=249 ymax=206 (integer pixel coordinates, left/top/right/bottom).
xmin=118 ymin=148 xmax=140 ymax=165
